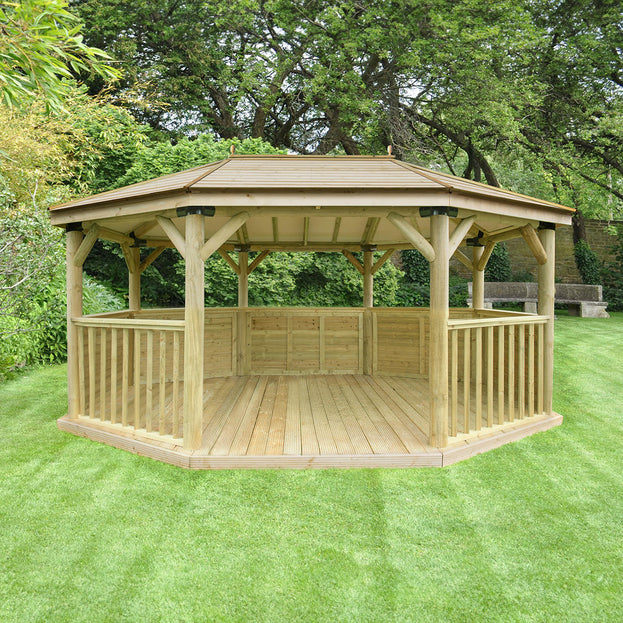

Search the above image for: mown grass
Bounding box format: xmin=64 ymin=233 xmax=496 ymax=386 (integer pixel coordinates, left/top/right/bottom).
xmin=1 ymin=314 xmax=621 ymax=622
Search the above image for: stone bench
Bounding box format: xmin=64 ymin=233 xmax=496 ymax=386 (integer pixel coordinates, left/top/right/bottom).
xmin=467 ymin=282 xmax=609 ymax=318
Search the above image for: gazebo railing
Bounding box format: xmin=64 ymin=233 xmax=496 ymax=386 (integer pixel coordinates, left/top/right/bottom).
xmin=73 ymin=316 xmax=185 ymax=439
xmin=70 ymin=307 xmax=549 ymax=448
xmin=447 ymin=313 xmax=548 ymax=437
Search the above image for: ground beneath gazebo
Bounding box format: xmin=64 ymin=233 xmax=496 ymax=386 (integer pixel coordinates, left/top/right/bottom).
xmin=57 ymin=374 xmax=562 ymax=469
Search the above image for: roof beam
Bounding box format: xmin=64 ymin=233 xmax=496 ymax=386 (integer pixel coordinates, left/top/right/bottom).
xmin=217 ymin=249 xmax=240 ymax=275
xmin=332 ymin=217 xmax=341 ymax=242
xmin=120 ymin=243 xmax=139 ymax=274
xmin=361 ymin=217 xmax=380 ymax=244
xmin=73 ymin=225 xmax=100 ymax=267
xmin=200 ymin=211 xmax=250 ymax=261
xmin=342 ymin=250 xmax=364 ymax=274
xmin=156 ymin=216 xmax=186 ymax=259
xmin=387 ymin=212 xmax=435 ymax=262
xmin=139 ymin=246 xmax=166 ymax=274
xmin=452 ymin=249 xmax=474 ymax=270
xmin=371 ymin=249 xmax=395 ymax=275
xmin=272 ymin=217 xmax=279 ymax=242
xmin=448 ymin=216 xmax=477 ymax=256
xmin=248 ymin=250 xmax=270 ymax=274
xmin=520 ymin=224 xmax=547 ymax=265
xmin=476 ymin=241 xmax=496 ymax=271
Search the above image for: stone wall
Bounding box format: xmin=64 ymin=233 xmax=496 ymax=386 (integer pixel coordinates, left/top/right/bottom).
xmin=448 ymin=219 xmax=620 ymax=284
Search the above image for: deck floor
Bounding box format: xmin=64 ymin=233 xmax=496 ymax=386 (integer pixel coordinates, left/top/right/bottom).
xmin=58 ymin=374 xmax=563 ymax=469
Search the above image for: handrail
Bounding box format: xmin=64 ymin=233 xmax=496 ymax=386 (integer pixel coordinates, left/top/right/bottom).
xmin=73 ymin=317 xmax=185 ymax=331
xmin=448 ymin=315 xmax=548 ymax=329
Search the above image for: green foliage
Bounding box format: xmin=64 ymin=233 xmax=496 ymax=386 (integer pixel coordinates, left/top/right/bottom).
xmin=574 ymin=240 xmax=602 ymax=285
xmin=485 ymin=243 xmax=512 ymax=282
xmin=0 ymin=0 xmax=119 ymax=110
xmin=602 ymin=232 xmax=623 ymax=311
xmin=205 ymin=252 xmax=401 ymax=308
xmin=400 ymin=249 xmax=429 ymax=285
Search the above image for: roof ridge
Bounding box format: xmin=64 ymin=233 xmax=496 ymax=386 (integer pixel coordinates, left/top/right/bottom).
xmin=227 ymin=154 xmax=395 ymax=159
xmin=397 ymin=161 xmax=573 ymax=212
xmin=50 ymin=160 xmax=222 ymax=211
xmin=183 ymin=157 xmax=230 ymax=190
xmin=391 ymin=159 xmax=454 ymax=190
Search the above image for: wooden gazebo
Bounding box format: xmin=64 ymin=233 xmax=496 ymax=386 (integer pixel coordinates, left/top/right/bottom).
xmin=50 ymin=155 xmax=573 ymax=468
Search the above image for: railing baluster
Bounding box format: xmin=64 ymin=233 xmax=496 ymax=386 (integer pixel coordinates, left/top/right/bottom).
xmin=518 ymin=324 xmax=525 ymax=420
xmin=122 ymin=328 xmax=129 ymax=426
xmin=88 ymin=327 xmax=96 ymax=418
xmin=172 ymin=332 xmax=180 ymax=438
xmin=110 ymin=328 xmax=117 ymax=424
xmin=487 ymin=325 xmax=494 ymax=427
xmin=528 ymin=324 xmax=535 ymax=417
xmin=508 ymin=326 xmax=515 ymax=422
xmin=450 ymin=329 xmax=458 ymax=437
xmin=537 ymin=323 xmax=544 ymax=414
xmin=146 ymin=330 xmax=153 ymax=432
xmin=78 ymin=326 xmax=86 ymax=416
xmin=497 ymin=325 xmax=505 ymax=425
xmin=475 ymin=326 xmax=482 ymax=430
xmin=134 ymin=329 xmax=141 ymax=429
xmin=463 ymin=328 xmax=470 ymax=434
xmin=159 ymin=331 xmax=167 ymax=435
xmin=99 ymin=327 xmax=107 ymax=420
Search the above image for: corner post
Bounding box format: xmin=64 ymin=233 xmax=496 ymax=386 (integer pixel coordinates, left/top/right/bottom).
xmin=237 ymin=250 xmax=249 ymax=375
xmin=429 ymin=212 xmax=450 ymax=447
xmin=183 ymin=213 xmax=205 ymax=451
xmin=538 ymin=224 xmax=556 ymax=415
xmin=363 ymin=248 xmax=374 ymax=375
xmin=472 ymin=245 xmax=485 ymax=309
xmin=66 ymin=226 xmax=83 ymax=418
xmin=128 ymin=247 xmax=141 ymax=311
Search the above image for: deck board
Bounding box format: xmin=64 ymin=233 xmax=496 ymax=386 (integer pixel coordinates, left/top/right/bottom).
xmin=61 ymin=373 xmax=563 ymax=469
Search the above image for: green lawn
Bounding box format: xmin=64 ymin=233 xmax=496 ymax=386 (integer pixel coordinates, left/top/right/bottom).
xmin=1 ymin=315 xmax=622 ymax=622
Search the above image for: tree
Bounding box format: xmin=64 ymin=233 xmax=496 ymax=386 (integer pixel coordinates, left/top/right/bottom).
xmin=75 ymin=0 xmax=622 ymax=228
xmin=0 ymin=0 xmax=119 ymax=110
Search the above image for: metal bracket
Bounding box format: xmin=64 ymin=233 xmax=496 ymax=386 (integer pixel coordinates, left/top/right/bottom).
xmin=361 ymin=244 xmax=378 ymax=252
xmin=130 ymin=233 xmax=148 ymax=248
xmin=233 ymin=244 xmax=251 ymax=253
xmin=538 ymin=222 xmax=556 ymax=230
xmin=176 ymin=206 xmax=216 ymax=217
xmin=65 ymin=222 xmax=83 ymax=232
xmin=419 ymin=206 xmax=459 ymax=218
xmin=466 ymin=231 xmax=485 ymax=247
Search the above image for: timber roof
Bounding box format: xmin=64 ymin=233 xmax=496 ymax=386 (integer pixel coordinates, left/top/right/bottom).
xmin=52 ymin=155 xmax=574 ymax=215
xmin=49 ymin=155 xmax=573 ymax=251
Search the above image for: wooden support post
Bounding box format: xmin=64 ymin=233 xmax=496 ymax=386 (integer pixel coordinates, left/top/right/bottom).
xmin=127 ymin=247 xmax=140 ymax=311
xmin=66 ymin=228 xmax=83 ymax=418
xmin=237 ymin=251 xmax=248 ymax=376
xmin=429 ymin=213 xmax=450 ymax=447
xmin=238 ymin=251 xmax=248 ymax=308
xmin=472 ymin=246 xmax=485 ymax=309
xmin=363 ymin=250 xmax=373 ymax=375
xmin=363 ymin=250 xmax=373 ymax=308
xmin=538 ymin=225 xmax=555 ymax=415
xmin=183 ymin=214 xmax=205 ymax=451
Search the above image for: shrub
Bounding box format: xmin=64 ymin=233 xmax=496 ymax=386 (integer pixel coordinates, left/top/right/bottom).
xmin=485 ymin=243 xmax=512 ymax=282
xmin=602 ymin=232 xmax=623 ymax=311
xmin=401 ymin=249 xmax=429 ymax=285
xmin=574 ymin=240 xmax=602 ymax=285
